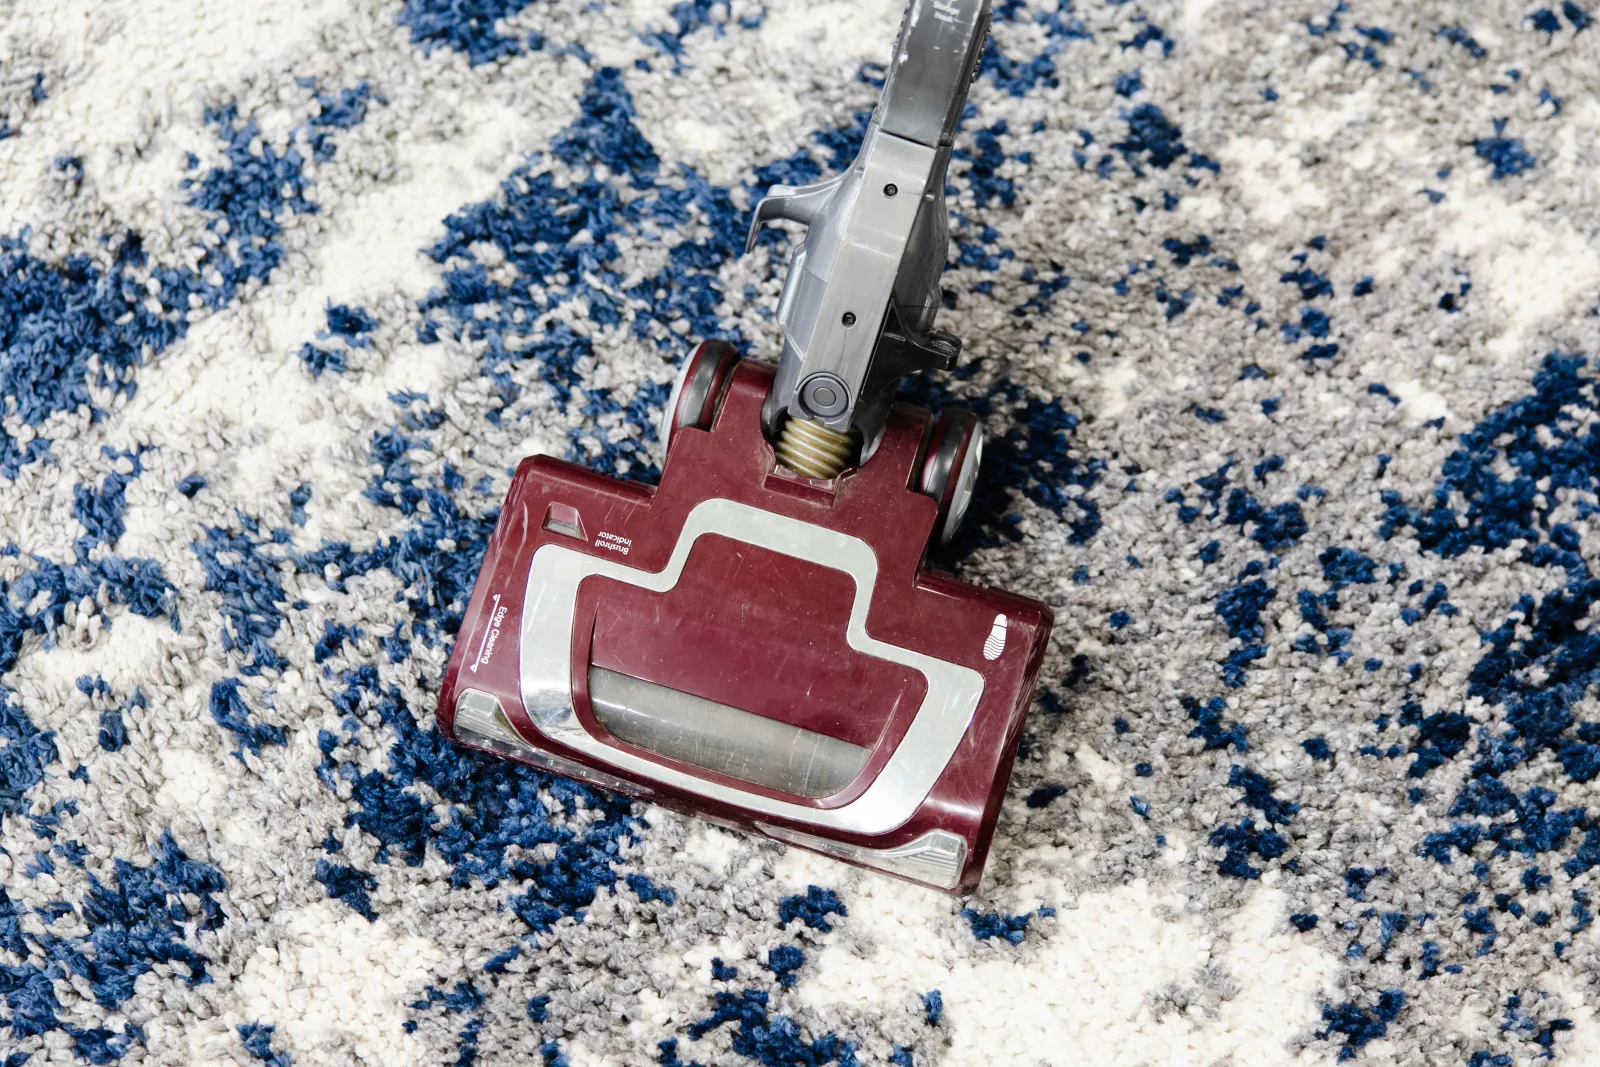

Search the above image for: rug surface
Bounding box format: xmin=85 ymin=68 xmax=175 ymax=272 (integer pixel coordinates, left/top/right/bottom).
xmin=3 ymin=1 xmax=1600 ymax=1064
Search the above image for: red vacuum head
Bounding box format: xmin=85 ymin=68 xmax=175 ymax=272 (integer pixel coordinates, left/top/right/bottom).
xmin=437 ymin=343 xmax=1053 ymax=893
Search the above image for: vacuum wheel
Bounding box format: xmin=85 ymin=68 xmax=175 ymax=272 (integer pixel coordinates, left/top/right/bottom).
xmin=919 ymin=407 xmax=984 ymax=545
xmin=661 ymin=340 xmax=740 ymax=461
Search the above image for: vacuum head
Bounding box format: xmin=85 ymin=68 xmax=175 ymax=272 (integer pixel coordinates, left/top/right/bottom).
xmin=438 ymin=346 xmax=1052 ymax=893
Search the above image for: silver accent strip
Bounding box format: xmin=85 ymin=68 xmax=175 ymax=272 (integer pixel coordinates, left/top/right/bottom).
xmin=518 ymin=497 xmax=985 ymax=836
xmin=758 ymin=822 xmax=968 ymax=889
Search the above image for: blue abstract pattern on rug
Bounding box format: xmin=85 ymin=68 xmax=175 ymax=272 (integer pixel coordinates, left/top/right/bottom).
xmin=1 ymin=0 xmax=1599 ymax=1064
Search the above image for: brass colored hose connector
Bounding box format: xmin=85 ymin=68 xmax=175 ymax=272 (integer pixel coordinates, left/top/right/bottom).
xmin=774 ymin=417 xmax=857 ymax=479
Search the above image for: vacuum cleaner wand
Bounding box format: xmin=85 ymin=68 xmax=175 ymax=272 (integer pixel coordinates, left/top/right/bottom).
xmin=748 ymin=0 xmax=991 ymax=475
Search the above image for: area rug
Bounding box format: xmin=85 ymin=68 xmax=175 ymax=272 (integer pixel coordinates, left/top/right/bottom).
xmin=3 ymin=0 xmax=1600 ymax=1063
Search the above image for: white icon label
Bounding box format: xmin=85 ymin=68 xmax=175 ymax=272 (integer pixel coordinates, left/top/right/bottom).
xmin=594 ymin=531 xmax=632 ymax=556
xmin=469 ymin=594 xmax=507 ymax=672
xmin=983 ymin=614 xmax=1007 ymax=660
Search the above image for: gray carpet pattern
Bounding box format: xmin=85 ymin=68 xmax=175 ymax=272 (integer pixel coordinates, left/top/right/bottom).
xmin=2 ymin=0 xmax=1600 ymax=1063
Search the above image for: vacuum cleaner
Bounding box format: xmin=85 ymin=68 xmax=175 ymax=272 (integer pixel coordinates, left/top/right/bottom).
xmin=437 ymin=0 xmax=1055 ymax=893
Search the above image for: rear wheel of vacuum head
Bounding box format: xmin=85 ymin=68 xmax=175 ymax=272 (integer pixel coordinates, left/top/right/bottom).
xmin=919 ymin=407 xmax=983 ymax=545
xmin=661 ymin=340 xmax=739 ymax=461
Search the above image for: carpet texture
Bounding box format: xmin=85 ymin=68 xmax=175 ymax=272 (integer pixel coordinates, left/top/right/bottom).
xmin=3 ymin=0 xmax=1600 ymax=1063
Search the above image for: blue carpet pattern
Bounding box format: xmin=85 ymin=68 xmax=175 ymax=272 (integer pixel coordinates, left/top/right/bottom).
xmin=2 ymin=1 xmax=1600 ymax=1063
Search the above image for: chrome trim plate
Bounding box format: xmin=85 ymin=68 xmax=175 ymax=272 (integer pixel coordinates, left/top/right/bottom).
xmin=454 ymin=688 xmax=654 ymax=798
xmin=757 ymin=822 xmax=968 ymax=889
xmin=516 ymin=497 xmax=985 ymax=836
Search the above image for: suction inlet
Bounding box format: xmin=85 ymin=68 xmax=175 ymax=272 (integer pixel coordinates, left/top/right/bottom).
xmin=587 ymin=667 xmax=869 ymax=798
